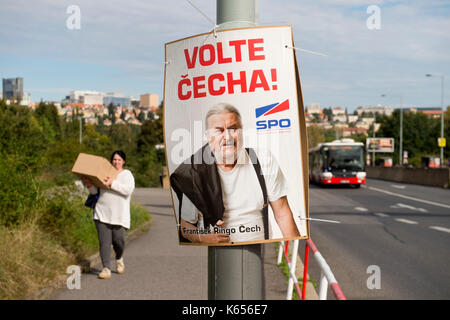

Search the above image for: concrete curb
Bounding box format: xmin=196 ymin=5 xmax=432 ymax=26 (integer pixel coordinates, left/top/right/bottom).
xmin=29 ymin=219 xmax=153 ymax=300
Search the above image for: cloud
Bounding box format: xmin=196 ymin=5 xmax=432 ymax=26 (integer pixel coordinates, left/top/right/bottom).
xmin=0 ymin=0 xmax=448 ymax=108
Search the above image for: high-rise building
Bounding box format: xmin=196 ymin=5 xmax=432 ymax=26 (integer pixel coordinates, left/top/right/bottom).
xmin=307 ymin=103 xmax=322 ymax=114
xmin=2 ymin=77 xmax=24 ymax=101
xmin=104 ymin=92 xmax=130 ymax=107
xmin=68 ymin=90 xmax=104 ymax=104
xmin=80 ymin=94 xmax=104 ymax=105
xmin=140 ymin=93 xmax=159 ymax=109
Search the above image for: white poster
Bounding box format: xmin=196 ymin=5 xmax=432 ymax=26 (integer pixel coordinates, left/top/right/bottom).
xmin=164 ymin=25 xmax=309 ymax=246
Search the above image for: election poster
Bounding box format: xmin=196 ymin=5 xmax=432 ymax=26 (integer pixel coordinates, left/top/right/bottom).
xmin=163 ymin=25 xmax=310 ymax=246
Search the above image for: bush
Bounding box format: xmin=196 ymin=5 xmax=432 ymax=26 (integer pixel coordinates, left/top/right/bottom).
xmin=38 ymin=186 xmax=98 ymax=260
xmin=0 ymin=156 xmax=43 ymax=227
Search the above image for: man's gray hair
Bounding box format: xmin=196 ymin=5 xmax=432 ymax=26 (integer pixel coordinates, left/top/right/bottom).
xmin=205 ymin=103 xmax=242 ymax=129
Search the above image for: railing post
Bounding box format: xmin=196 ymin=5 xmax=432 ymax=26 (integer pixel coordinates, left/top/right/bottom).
xmin=277 ymin=241 xmax=284 ymax=265
xmin=318 ymin=270 xmax=328 ymax=300
xmin=301 ymin=241 xmax=310 ymax=300
xmin=286 ymin=240 xmax=299 ymax=300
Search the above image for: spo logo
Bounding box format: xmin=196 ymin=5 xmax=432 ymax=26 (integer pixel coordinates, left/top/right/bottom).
xmin=255 ymin=99 xmax=291 ymax=130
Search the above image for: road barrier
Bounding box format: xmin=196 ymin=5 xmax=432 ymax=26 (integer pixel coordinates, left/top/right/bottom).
xmin=279 ymin=240 xmax=302 ymax=300
xmin=367 ymin=166 xmax=450 ymax=188
xmin=278 ymin=239 xmax=346 ymax=300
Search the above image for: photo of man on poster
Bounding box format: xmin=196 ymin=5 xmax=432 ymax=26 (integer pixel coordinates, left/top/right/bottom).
xmin=170 ymin=103 xmax=300 ymax=244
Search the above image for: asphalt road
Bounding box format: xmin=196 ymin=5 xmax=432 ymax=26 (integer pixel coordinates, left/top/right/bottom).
xmin=304 ymin=178 xmax=450 ymax=300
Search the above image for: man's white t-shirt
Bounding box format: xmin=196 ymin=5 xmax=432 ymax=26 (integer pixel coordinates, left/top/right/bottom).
xmin=181 ymin=149 xmax=287 ymax=242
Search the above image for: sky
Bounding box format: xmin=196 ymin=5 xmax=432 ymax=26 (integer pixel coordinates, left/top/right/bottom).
xmin=0 ymin=0 xmax=449 ymax=112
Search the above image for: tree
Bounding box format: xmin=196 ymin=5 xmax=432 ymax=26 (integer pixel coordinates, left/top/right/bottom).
xmin=323 ymin=107 xmax=332 ymax=122
xmin=377 ymin=110 xmax=440 ymax=165
xmin=137 ymin=109 xmax=163 ymax=152
xmin=307 ymin=125 xmax=325 ymax=149
xmin=108 ymin=103 xmax=116 ymax=123
xmin=34 ymin=102 xmax=62 ymax=140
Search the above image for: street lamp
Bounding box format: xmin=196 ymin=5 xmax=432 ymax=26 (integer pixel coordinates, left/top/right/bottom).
xmin=79 ymin=115 xmax=82 ymax=144
xmin=425 ymin=74 xmax=445 ymax=167
xmin=381 ymin=94 xmax=403 ymax=165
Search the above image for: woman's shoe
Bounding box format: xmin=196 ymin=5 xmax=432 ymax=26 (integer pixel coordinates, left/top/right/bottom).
xmin=116 ymin=258 xmax=125 ymax=274
xmin=98 ymin=267 xmax=111 ymax=279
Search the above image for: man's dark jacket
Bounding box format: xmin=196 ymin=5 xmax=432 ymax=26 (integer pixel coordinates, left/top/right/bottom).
xmin=170 ymin=143 xmax=268 ymax=242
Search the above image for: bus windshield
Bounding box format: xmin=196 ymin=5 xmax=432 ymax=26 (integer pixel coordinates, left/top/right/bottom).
xmin=322 ymin=145 xmax=364 ymax=171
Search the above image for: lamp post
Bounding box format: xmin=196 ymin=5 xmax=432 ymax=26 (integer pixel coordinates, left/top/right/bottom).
xmin=426 ymin=74 xmax=445 ymax=167
xmin=209 ymin=0 xmax=263 ymax=300
xmin=79 ymin=115 xmax=82 ymax=144
xmin=381 ymin=94 xmax=403 ymax=165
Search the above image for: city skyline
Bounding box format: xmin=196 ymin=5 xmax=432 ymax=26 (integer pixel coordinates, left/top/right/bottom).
xmin=1 ymin=0 xmax=449 ymax=112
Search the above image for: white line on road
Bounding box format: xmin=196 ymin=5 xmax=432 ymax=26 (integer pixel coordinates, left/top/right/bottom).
xmin=367 ymin=186 xmax=450 ymax=209
xmin=391 ymin=184 xmax=406 ymax=189
xmin=373 ymin=212 xmax=389 ymax=218
xmin=394 ymin=203 xmax=428 ymax=213
xmin=354 ymin=207 xmax=369 ymax=212
xmin=429 ymin=226 xmax=450 ymax=234
xmin=395 ymin=218 xmax=418 ymax=225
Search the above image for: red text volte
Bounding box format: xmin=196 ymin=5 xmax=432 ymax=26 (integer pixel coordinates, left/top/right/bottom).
xmin=184 ymin=38 xmax=265 ymax=69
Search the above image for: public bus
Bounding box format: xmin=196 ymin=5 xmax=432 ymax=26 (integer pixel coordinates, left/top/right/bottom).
xmin=309 ymin=138 xmax=366 ymax=187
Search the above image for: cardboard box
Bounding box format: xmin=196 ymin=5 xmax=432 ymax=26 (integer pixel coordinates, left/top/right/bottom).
xmin=72 ymin=153 xmax=118 ymax=189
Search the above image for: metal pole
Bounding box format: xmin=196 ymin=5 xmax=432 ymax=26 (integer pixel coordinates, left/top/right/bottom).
xmin=79 ymin=116 xmax=82 ymax=144
xmin=286 ymin=240 xmax=299 ymax=300
xmin=399 ymin=96 xmax=403 ymax=166
xmin=277 ymin=241 xmax=284 ymax=265
xmin=372 ymin=123 xmax=375 ymax=167
xmin=440 ymin=76 xmax=445 ymax=167
xmin=301 ymin=242 xmax=310 ymax=300
xmin=209 ymin=0 xmax=263 ymax=300
xmin=216 ymin=0 xmax=257 ymax=30
xmin=318 ymin=270 xmax=328 ymax=300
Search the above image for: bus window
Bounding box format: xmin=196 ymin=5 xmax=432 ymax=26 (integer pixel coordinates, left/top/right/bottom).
xmin=322 ymin=146 xmax=364 ymax=171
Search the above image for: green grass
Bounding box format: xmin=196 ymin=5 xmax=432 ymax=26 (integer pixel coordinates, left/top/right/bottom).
xmin=129 ymin=202 xmax=152 ymax=232
xmin=0 ymin=185 xmax=152 ymax=300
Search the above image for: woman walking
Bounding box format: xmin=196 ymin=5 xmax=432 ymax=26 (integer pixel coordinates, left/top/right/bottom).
xmin=83 ymin=150 xmax=135 ymax=279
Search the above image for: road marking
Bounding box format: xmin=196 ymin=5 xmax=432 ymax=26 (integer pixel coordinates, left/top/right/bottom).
xmin=373 ymin=212 xmax=389 ymax=218
xmin=391 ymin=184 xmax=406 ymax=189
xmin=429 ymin=226 xmax=450 ymax=234
xmin=367 ymin=186 xmax=450 ymax=209
xmin=354 ymin=207 xmax=369 ymax=212
xmin=391 ymin=203 xmax=428 ymax=213
xmin=395 ymin=218 xmax=418 ymax=225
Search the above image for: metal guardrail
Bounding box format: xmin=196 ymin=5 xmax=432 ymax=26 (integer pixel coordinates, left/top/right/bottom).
xmin=278 ymin=239 xmax=346 ymax=300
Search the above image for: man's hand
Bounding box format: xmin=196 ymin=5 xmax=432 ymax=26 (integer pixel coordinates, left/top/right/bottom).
xmin=200 ymin=220 xmax=230 ymax=243
xmin=181 ymin=219 xmax=230 ymax=243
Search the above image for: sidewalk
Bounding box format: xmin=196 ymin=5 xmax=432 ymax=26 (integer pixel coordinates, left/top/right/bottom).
xmin=51 ymin=188 xmax=315 ymax=300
